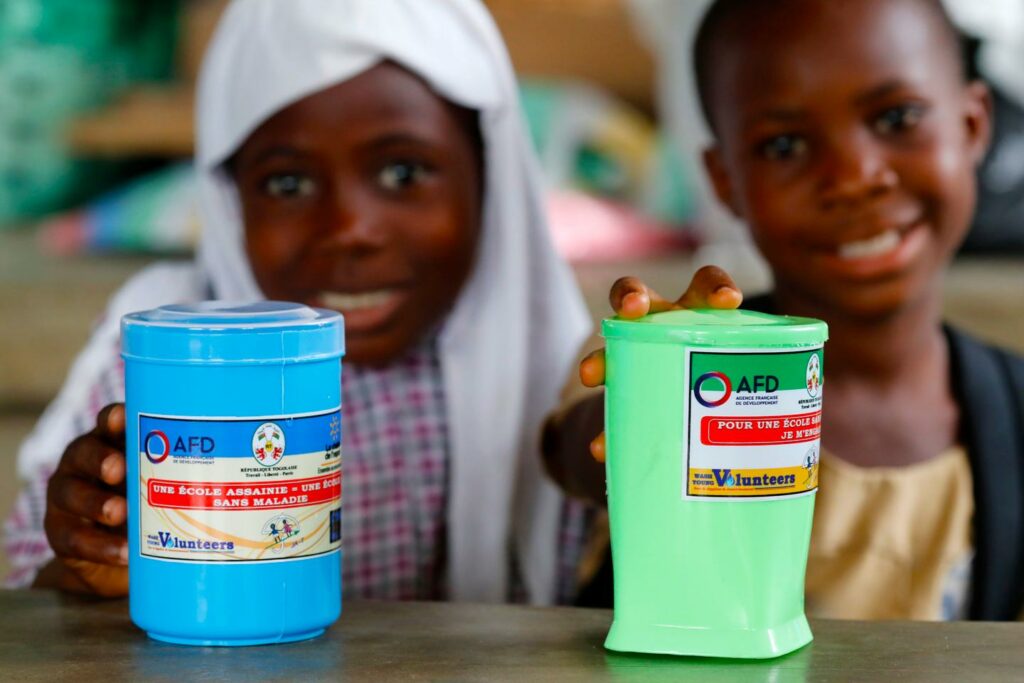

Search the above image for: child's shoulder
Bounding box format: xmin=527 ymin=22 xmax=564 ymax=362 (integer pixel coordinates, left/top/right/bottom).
xmin=947 ymin=322 xmax=1024 ymax=388
xmin=945 ymin=324 xmax=1024 ymax=453
xmin=945 ymin=324 xmax=1024 ymax=392
xmin=944 ymin=324 xmax=1024 ymax=621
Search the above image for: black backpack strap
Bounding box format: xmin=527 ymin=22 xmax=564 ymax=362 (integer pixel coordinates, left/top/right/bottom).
xmin=995 ymin=345 xmax=1024 ymax=616
xmin=947 ymin=327 xmax=1024 ymax=620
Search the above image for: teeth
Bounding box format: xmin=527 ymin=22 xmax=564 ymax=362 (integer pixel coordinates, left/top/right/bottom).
xmin=320 ymin=290 xmax=397 ymax=311
xmin=838 ymin=230 xmax=901 ymax=260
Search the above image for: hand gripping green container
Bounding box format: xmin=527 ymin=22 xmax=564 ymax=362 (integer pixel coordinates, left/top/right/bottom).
xmin=603 ymin=308 xmax=827 ymax=659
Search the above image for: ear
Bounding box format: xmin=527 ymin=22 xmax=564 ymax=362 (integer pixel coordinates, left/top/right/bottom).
xmin=703 ymin=146 xmax=742 ymax=217
xmin=963 ymin=80 xmax=993 ymax=166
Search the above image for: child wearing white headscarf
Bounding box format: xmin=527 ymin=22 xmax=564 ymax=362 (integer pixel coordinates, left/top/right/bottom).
xmin=6 ymin=0 xmax=592 ymax=606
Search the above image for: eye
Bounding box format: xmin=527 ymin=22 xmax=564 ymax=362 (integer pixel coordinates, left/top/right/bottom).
xmin=377 ymin=161 xmax=431 ymax=191
xmin=262 ymin=173 xmax=317 ymax=198
xmin=758 ymin=134 xmax=808 ymax=161
xmin=873 ymin=104 xmax=926 ymax=135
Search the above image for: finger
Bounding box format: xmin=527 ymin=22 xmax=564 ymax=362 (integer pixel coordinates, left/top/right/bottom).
xmin=590 ymin=432 xmax=607 ymax=463
xmin=60 ymin=436 xmax=125 ymax=486
xmin=609 ymin=277 xmax=676 ymax=320
xmin=45 ymin=509 xmax=129 ymax=566
xmin=62 ymin=559 xmax=130 ymax=599
xmin=579 ymin=349 xmax=606 ymax=388
xmin=48 ymin=474 xmax=128 ymax=526
xmin=95 ymin=403 xmax=126 ymax=445
xmin=676 ymin=265 xmax=743 ymax=310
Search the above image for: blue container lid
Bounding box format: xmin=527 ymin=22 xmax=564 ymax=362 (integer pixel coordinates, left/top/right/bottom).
xmin=122 ymin=301 xmax=344 ymax=364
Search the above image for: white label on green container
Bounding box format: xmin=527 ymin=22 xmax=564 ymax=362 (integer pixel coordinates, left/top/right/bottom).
xmin=684 ymin=347 xmax=823 ymax=500
xmin=138 ymin=409 xmax=342 ymax=563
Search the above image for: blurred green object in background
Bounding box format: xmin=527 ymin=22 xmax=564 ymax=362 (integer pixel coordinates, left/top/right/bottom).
xmin=519 ymin=80 xmax=696 ymax=229
xmin=0 ymin=0 xmax=179 ymax=226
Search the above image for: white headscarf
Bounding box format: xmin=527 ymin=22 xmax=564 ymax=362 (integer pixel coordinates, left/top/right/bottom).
xmin=14 ymin=0 xmax=588 ymax=603
xmin=194 ymin=0 xmax=591 ymax=604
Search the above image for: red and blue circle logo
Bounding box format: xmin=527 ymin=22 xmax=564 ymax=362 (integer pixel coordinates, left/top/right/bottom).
xmin=144 ymin=430 xmax=170 ymax=464
xmin=694 ymin=372 xmax=732 ymax=408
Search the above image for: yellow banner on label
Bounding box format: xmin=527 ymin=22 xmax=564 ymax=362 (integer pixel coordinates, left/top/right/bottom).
xmin=688 ymin=465 xmax=818 ymax=498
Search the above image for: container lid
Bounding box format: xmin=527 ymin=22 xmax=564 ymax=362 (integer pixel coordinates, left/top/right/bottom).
xmin=122 ymin=301 xmax=344 ymax=364
xmin=602 ymin=308 xmax=827 ymax=347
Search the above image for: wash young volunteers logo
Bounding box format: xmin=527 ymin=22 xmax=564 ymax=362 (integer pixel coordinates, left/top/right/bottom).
xmin=252 ymin=423 xmax=285 ymax=466
xmin=694 ymin=371 xmax=732 ymax=408
xmin=806 ymin=353 xmax=822 ymax=397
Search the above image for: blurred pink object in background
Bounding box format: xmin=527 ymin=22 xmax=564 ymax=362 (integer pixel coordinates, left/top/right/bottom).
xmin=546 ymin=190 xmax=696 ymax=263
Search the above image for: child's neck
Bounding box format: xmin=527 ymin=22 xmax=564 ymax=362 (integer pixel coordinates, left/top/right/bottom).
xmin=772 ymin=285 xmax=946 ymax=385
xmin=772 ymin=284 xmax=959 ymax=467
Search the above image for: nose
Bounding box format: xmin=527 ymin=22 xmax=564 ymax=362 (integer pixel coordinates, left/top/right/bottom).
xmin=318 ymin=189 xmax=386 ymax=253
xmin=817 ymin=133 xmax=898 ymax=210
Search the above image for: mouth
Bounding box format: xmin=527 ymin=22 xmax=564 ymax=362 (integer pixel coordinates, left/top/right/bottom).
xmin=314 ymin=289 xmax=406 ymax=334
xmin=817 ymin=219 xmax=929 ymax=279
xmin=319 ymin=290 xmax=399 ymax=311
xmin=837 ymin=230 xmax=903 ymax=260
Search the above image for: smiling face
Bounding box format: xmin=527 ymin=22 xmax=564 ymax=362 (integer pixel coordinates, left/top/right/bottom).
xmin=702 ymin=0 xmax=990 ymax=319
xmin=231 ymin=62 xmax=483 ymax=366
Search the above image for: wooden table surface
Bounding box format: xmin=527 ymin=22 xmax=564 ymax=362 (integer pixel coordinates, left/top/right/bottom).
xmin=2 ymin=591 xmax=1023 ymax=682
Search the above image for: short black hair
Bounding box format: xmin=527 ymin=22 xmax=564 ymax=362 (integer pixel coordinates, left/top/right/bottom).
xmin=692 ymin=0 xmax=968 ymax=131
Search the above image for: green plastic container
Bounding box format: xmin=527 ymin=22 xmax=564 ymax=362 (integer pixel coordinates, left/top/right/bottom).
xmin=603 ymin=308 xmax=827 ymax=659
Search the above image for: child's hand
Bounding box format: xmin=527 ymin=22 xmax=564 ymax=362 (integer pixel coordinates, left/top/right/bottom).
xmin=41 ymin=403 xmax=129 ymax=597
xmin=579 ymin=265 xmax=743 ymax=462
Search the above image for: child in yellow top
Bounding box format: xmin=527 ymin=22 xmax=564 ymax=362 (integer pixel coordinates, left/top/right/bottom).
xmin=544 ymin=0 xmax=1024 ymax=620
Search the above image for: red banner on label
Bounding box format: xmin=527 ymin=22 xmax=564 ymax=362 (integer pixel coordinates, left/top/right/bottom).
xmin=701 ymin=411 xmax=821 ymax=446
xmin=147 ymin=473 xmax=341 ymax=511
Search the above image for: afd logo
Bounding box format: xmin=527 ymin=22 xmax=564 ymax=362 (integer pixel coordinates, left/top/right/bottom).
xmin=695 ymin=372 xmax=781 ymax=408
xmin=144 ymin=430 xmax=215 ymax=464
xmin=737 ymin=375 xmax=779 ymax=393
xmin=694 ymin=372 xmax=732 ymax=408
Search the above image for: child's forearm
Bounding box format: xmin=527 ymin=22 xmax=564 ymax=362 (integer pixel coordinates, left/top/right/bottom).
xmin=541 ymin=392 xmax=607 ymax=503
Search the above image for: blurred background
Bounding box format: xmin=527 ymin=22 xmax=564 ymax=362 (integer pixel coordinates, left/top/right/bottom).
xmin=1 ymin=0 xmax=1022 ymax=578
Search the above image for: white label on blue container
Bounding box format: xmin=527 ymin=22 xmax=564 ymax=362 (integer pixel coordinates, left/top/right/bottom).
xmin=138 ymin=408 xmax=342 ymax=563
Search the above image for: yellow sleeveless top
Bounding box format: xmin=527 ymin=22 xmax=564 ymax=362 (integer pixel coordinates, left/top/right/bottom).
xmin=805 ymin=447 xmax=974 ymax=620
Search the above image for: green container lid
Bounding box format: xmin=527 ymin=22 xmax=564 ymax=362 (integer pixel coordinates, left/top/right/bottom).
xmin=602 ymin=308 xmax=828 ymax=347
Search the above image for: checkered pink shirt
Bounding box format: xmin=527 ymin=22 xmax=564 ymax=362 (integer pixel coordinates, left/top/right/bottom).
xmin=4 ymin=336 xmax=591 ymax=603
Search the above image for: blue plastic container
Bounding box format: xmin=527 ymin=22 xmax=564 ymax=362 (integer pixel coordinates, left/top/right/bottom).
xmin=121 ymin=301 xmax=344 ymax=646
